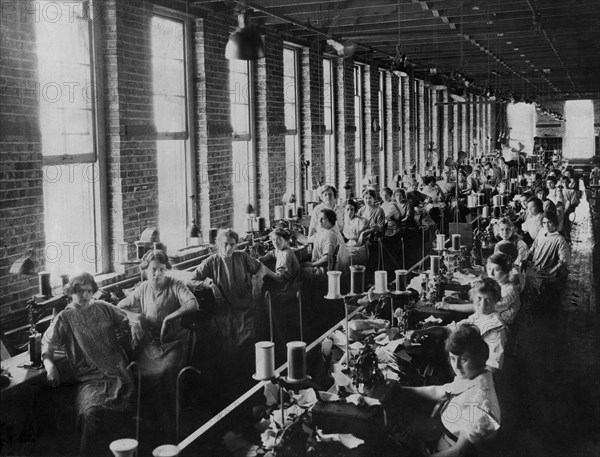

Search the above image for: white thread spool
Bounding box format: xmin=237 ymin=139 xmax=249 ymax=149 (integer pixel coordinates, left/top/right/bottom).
xmin=374 ymin=270 xmax=388 ymax=294
xmin=436 ymin=234 xmax=446 ymax=251
xmin=254 ymin=341 xmax=275 ymax=380
xmin=325 ymin=271 xmax=342 ymax=299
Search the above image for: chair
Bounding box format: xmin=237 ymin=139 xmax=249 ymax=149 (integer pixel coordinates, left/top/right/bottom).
xmin=180 ymin=309 xmax=212 ymax=365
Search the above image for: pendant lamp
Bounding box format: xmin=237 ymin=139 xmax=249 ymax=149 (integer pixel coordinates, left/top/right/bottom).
xmin=225 ymin=12 xmax=265 ymax=61
xmin=424 ymin=68 xmax=447 ymax=90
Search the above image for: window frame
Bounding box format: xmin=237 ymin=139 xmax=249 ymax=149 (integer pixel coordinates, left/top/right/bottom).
xmin=151 ymin=7 xmax=197 ymax=251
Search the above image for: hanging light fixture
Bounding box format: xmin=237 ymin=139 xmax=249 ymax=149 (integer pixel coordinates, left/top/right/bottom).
xmin=424 ymin=68 xmax=447 ymax=90
xmin=225 ymin=10 xmax=265 ymax=61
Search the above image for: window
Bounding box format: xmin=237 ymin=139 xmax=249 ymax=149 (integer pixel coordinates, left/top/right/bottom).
xmin=283 ymin=47 xmax=301 ymax=201
xmin=229 ymin=59 xmax=256 ymax=234
xmin=151 ymin=14 xmax=193 ymax=252
xmin=564 ymin=100 xmax=594 ymax=159
xmin=354 ymin=65 xmax=364 ymax=195
xmin=507 ymin=102 xmax=536 ymax=154
xmin=323 ymin=58 xmax=336 ymax=186
xmin=36 ymin=1 xmax=106 ymax=278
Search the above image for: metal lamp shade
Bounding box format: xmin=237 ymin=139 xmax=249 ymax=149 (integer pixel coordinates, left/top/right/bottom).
xmin=225 ymin=26 xmax=265 ymax=60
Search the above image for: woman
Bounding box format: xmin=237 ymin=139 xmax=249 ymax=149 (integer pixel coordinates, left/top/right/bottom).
xmin=308 ymin=185 xmax=344 ymax=236
xmin=380 ymin=187 xmax=401 ymax=237
xmin=259 ymin=227 xmax=301 ymax=299
xmin=485 ymin=254 xmax=522 ymax=325
xmin=494 ymin=217 xmax=528 ymax=268
xmin=118 ymin=250 xmax=198 ymax=421
xmin=428 ymin=278 xmax=507 ymax=372
xmin=193 ymin=229 xmax=269 ymax=351
xmin=295 ymin=207 xmax=349 ymax=280
xmin=43 ymin=273 xmax=134 ymax=457
xmin=342 ymin=199 xmax=369 ymax=245
xmin=259 ymin=228 xmax=302 ymax=351
xmin=393 ymin=188 xmax=416 ymax=227
xmin=421 ymin=176 xmax=445 ymax=205
xmin=403 ymin=325 xmax=500 ymax=457
xmin=357 ymin=189 xmax=386 ymax=242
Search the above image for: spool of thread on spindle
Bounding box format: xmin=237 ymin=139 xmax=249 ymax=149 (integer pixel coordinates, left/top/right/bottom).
xmin=38 ymin=271 xmax=51 ymax=297
xmin=374 ymin=270 xmax=388 ymax=294
xmin=349 ymin=265 xmax=365 ymax=295
xmin=482 ymin=206 xmax=490 ymax=218
xmin=452 ymin=234 xmax=461 ymax=251
xmin=430 ymin=255 xmax=441 ymax=275
xmin=254 ymin=341 xmax=275 ymax=380
xmin=287 ymin=207 xmax=294 ymax=219
xmin=297 ymin=207 xmax=304 ymax=218
xmin=325 ymin=271 xmax=342 ymax=299
xmin=287 ymin=341 xmax=307 ymax=381
xmin=436 ymin=234 xmax=446 ymax=251
xmin=395 ymin=269 xmax=408 ymax=292
xmin=109 ymin=439 xmax=138 ymax=457
xmin=493 ymin=206 xmax=501 ymax=218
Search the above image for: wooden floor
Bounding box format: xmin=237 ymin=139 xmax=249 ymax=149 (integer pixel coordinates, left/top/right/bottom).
xmin=486 ymin=192 xmax=600 ymax=457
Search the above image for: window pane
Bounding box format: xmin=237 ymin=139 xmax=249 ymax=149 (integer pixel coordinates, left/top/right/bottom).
xmin=152 ymin=16 xmax=186 ymax=133
xmin=232 ymin=141 xmax=253 ymax=234
xmin=157 ymin=141 xmax=188 ymax=250
xmin=43 ymin=164 xmax=99 ymax=276
xmin=36 ymin=2 xmax=94 ymax=158
xmin=565 ymin=100 xmax=594 ymax=159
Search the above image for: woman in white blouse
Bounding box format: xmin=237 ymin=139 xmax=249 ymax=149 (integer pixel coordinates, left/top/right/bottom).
xmin=403 ymin=324 xmax=501 ymax=457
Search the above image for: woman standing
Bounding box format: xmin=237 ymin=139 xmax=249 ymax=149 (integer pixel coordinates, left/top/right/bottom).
xmin=43 ymin=273 xmax=134 ymax=457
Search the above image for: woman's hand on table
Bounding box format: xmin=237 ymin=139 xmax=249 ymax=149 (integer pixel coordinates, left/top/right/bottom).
xmin=434 ymin=301 xmax=449 ymax=310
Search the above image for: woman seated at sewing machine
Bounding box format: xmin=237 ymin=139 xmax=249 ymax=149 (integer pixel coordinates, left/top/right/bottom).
xmin=342 ymin=199 xmax=369 ymax=265
xmin=118 ymin=250 xmax=199 ymax=431
xmin=43 ymin=273 xmax=134 ymax=457
xmin=410 ymin=278 xmax=507 ymax=372
xmin=393 ymin=188 xmax=416 ymax=228
xmin=357 ymin=188 xmax=386 ymax=241
xmin=293 ymin=208 xmax=349 ymax=282
xmin=308 ymin=185 xmax=344 ymax=236
xmin=403 ymin=324 xmax=501 ymax=457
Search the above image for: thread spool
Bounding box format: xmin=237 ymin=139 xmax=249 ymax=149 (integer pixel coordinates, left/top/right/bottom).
xmin=152 ymin=444 xmax=180 ymax=457
xmin=349 ymin=265 xmax=366 ymax=295
xmin=254 ymin=341 xmax=275 ymax=380
xmin=452 ymin=234 xmax=461 ymax=251
xmin=477 ymin=193 xmax=485 ymax=206
xmin=274 ymin=205 xmax=284 ymax=220
xmin=287 ymin=207 xmax=294 ymax=219
xmin=493 ymin=195 xmax=502 ymax=207
xmin=286 ymin=341 xmax=307 ymax=382
xmin=482 ymin=206 xmax=490 ymax=218
xmin=498 ymin=181 xmax=507 ymax=194
xmin=29 ymin=333 xmax=41 ymax=366
xmin=430 ymin=255 xmax=441 ymax=275
xmin=325 ymin=271 xmax=342 ymax=299
xmin=297 ymin=206 xmax=304 ymax=219
xmin=374 ymin=270 xmax=388 ymax=294
xmin=38 ymin=271 xmax=51 ymax=297
xmin=394 ymin=269 xmax=408 ymax=292
xmin=436 ymin=234 xmax=446 ymax=251
xmin=257 ymin=217 xmax=266 ymax=232
xmin=501 ymin=194 xmax=509 ymax=207
xmin=208 ymin=228 xmax=218 ymax=245
xmin=109 ymin=439 xmax=138 ymax=457
xmin=467 ymin=195 xmax=478 ymax=208
xmin=493 ymin=206 xmax=501 ymax=218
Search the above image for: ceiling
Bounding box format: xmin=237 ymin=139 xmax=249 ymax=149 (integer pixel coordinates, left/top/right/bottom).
xmin=201 ymin=0 xmax=600 ymax=101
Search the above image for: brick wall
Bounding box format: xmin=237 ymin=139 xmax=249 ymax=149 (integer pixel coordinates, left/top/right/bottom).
xmin=0 ymin=0 xmax=44 ymax=318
